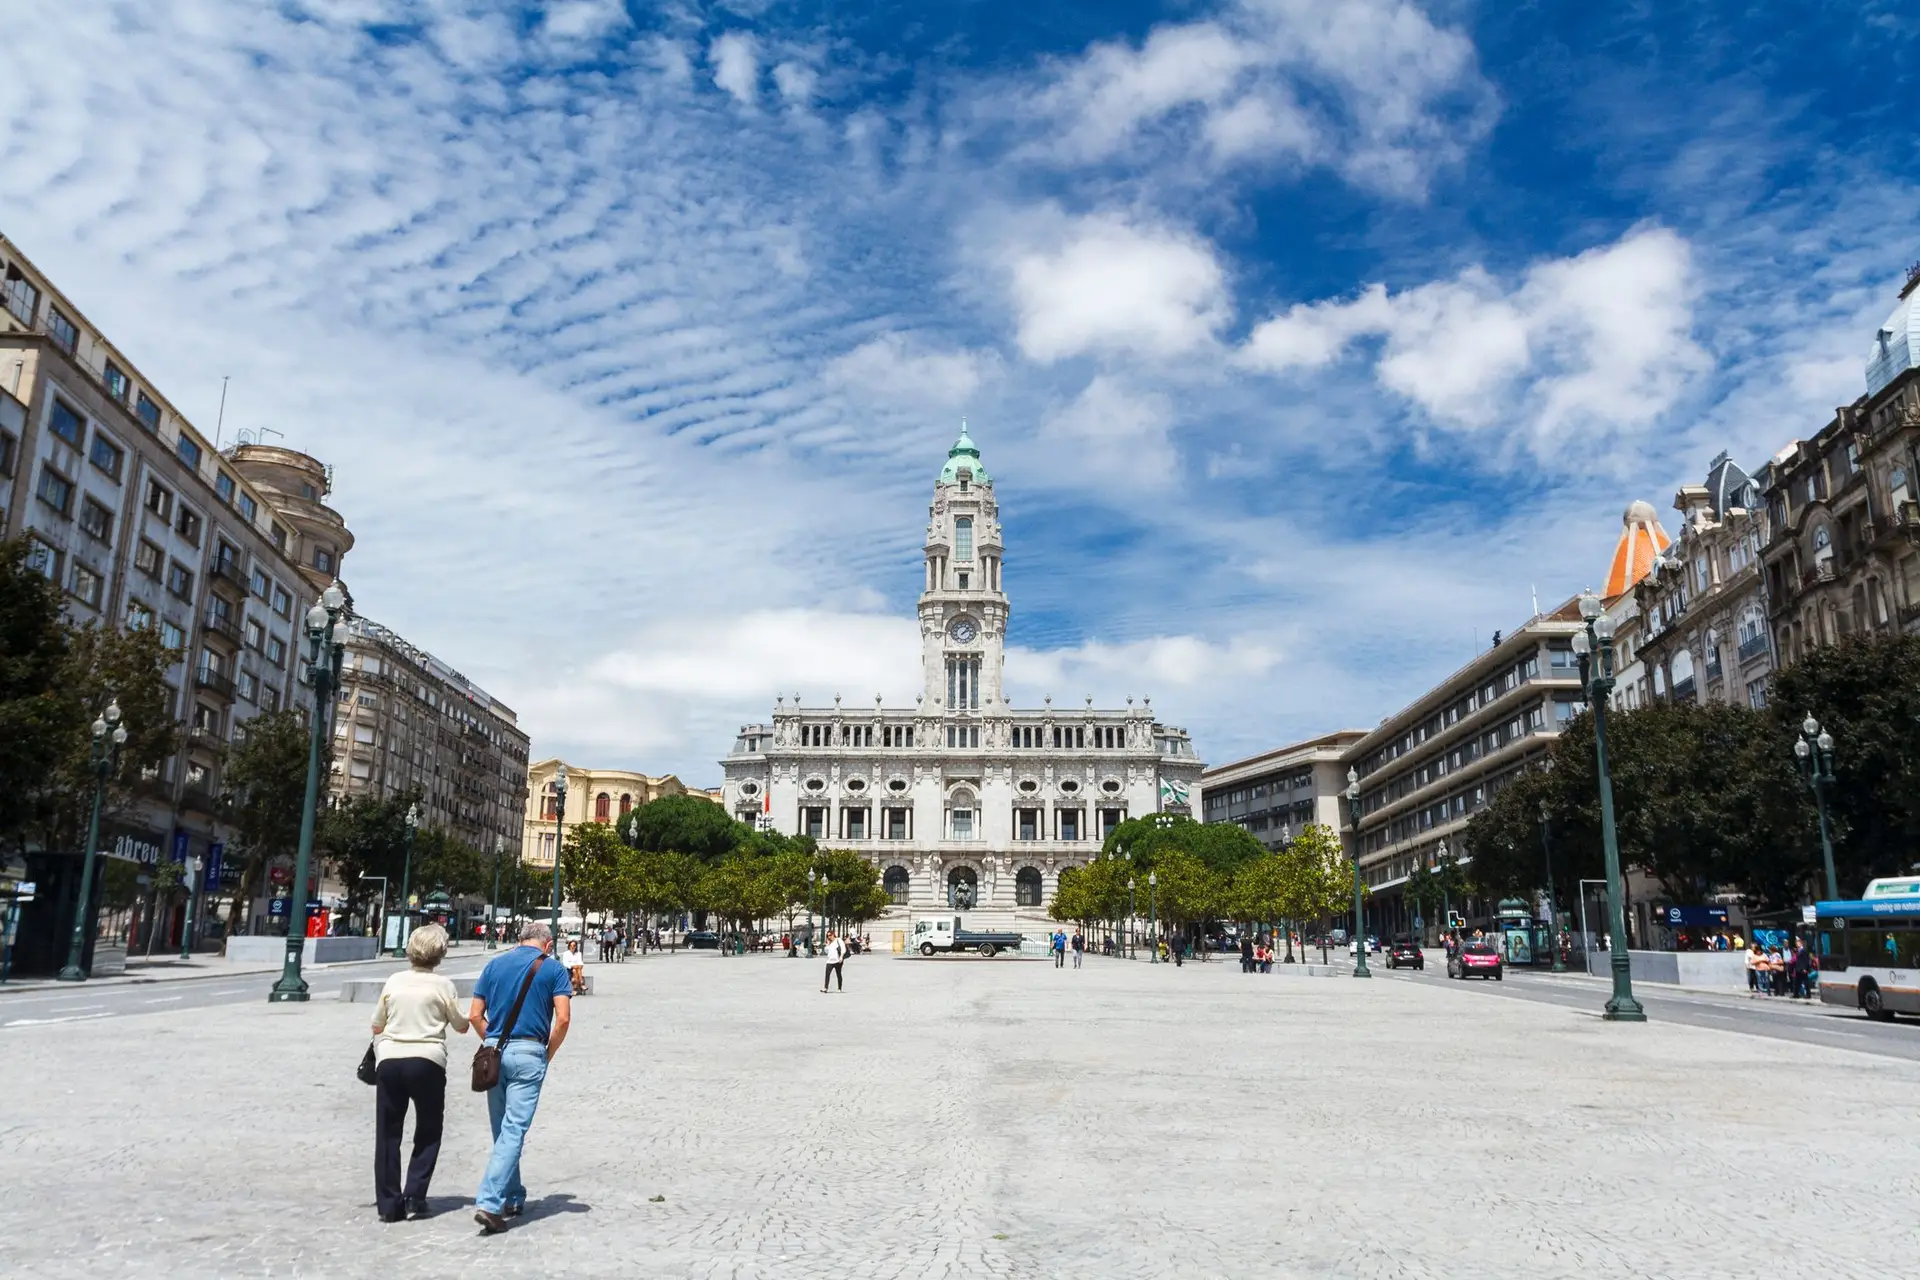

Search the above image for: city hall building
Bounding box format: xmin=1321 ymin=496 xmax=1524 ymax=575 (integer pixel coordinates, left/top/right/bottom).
xmin=719 ymin=428 xmax=1204 ymax=925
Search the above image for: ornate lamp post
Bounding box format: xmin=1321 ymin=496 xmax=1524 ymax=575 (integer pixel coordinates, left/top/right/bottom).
xmin=1539 ymin=799 xmax=1565 ymax=972
xmin=58 ymin=701 xmax=126 ymax=981
xmin=1572 ymin=590 xmax=1645 ymax=1022
xmin=806 ymin=868 xmax=817 ymax=957
xmin=270 ymin=584 xmax=347 ymax=1003
xmin=1126 ymin=877 xmax=1136 ymax=959
xmin=1148 ymin=870 xmax=1159 ymax=964
xmin=1344 ymin=768 xmax=1371 ymax=979
xmin=489 ymin=834 xmax=505 ymax=950
xmin=1795 ymin=716 xmax=1840 ymax=900
xmin=393 ymin=801 xmax=419 ymax=956
xmin=549 ymin=765 xmax=567 ymax=940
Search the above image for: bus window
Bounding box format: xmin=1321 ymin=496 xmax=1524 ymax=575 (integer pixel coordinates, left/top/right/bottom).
xmin=1848 ymin=927 xmax=1893 ymax=967
xmin=1899 ymin=928 xmax=1920 ymax=968
xmin=1816 ymin=928 xmax=1846 ymax=970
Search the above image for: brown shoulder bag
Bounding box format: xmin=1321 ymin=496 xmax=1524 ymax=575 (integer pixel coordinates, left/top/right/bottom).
xmin=471 ymin=954 xmax=546 ymax=1093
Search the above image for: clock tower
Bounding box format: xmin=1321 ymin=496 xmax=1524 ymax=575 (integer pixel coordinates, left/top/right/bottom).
xmin=920 ymin=424 xmax=1007 ymax=713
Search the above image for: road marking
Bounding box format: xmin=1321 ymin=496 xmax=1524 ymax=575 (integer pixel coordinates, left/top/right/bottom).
xmin=48 ymin=1004 xmax=105 ymax=1014
xmin=4 ymin=1012 xmax=117 ymax=1027
xmin=144 ymin=995 xmax=185 ymax=1004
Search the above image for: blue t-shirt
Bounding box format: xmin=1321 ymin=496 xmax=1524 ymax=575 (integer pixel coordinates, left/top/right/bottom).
xmin=473 ymin=945 xmax=572 ymax=1043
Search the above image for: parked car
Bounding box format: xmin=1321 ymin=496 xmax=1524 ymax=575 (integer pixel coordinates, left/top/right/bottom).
xmin=1448 ymin=943 xmax=1503 ymax=980
xmin=686 ymin=930 xmax=721 ymax=950
xmin=1386 ymin=941 xmax=1424 ymax=971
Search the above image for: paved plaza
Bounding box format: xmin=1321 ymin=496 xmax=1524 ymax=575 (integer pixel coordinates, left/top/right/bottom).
xmin=2 ymin=950 xmax=1915 ymax=1279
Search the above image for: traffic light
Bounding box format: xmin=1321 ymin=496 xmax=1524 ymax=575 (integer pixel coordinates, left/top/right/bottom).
xmin=1447 ymin=911 xmax=1465 ymax=930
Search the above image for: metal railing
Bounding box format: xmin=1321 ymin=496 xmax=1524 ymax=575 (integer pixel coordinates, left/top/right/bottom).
xmin=1736 ymin=634 xmax=1769 ymax=662
xmin=194 ymin=666 xmax=236 ymax=698
xmin=201 ymin=609 xmax=244 ymax=645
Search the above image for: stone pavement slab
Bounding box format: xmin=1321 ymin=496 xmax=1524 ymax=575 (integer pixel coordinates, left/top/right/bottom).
xmin=0 ymin=951 xmax=1915 ymax=1279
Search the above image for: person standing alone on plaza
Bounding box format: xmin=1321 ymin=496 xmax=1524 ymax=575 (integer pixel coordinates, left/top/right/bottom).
xmin=369 ymin=923 xmax=469 ymax=1223
xmin=1070 ymin=929 xmax=1084 ymax=969
xmin=822 ymin=930 xmax=845 ymax=992
xmin=469 ymin=921 xmax=573 ymax=1234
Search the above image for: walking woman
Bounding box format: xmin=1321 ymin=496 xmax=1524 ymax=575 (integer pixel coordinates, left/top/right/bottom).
xmin=369 ymin=923 xmax=470 ymax=1221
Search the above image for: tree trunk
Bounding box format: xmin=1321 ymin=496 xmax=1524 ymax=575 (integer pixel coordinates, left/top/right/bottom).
xmin=223 ymin=857 xmax=267 ymax=942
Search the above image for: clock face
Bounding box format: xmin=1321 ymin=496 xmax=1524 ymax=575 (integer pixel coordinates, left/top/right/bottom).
xmin=949 ymin=619 xmax=978 ymax=644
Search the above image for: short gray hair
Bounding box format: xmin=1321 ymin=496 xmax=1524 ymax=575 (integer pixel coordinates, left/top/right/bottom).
xmin=406 ymin=923 xmax=449 ymax=968
xmin=518 ymin=920 xmax=553 ymax=944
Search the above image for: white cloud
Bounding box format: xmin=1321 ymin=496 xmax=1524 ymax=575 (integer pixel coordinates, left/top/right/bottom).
xmin=772 ymin=60 xmax=817 ymax=106
xmin=993 ymin=209 xmax=1230 ymax=362
xmin=710 ymin=32 xmax=759 ymax=105
xmin=1009 ymin=634 xmax=1283 ymax=702
xmin=1037 ymin=376 xmax=1179 ymax=486
xmin=1240 ymin=227 xmax=1707 ymax=441
xmin=541 ymin=0 xmax=630 ymax=42
xmin=1019 ymin=0 xmax=1496 ymax=197
xmin=823 ymin=334 xmax=996 ymax=406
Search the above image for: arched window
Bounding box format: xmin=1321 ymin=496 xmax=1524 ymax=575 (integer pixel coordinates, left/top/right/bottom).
xmin=1015 ymin=867 xmax=1043 ymax=907
xmin=619 ymin=793 xmax=633 ymax=816
xmin=884 ymin=866 xmax=911 ymax=905
xmin=594 ymin=792 xmax=611 ymax=822
xmin=1671 ymin=648 xmax=1694 ymax=684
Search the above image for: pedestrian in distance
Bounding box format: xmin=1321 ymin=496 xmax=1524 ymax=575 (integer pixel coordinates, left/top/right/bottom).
xmin=1745 ymin=942 xmax=1764 ymax=997
xmin=469 ymin=920 xmax=573 ymax=1235
xmin=822 ymin=930 xmax=846 ymax=992
xmin=1240 ymin=935 xmax=1254 ymax=973
xmin=1052 ymin=929 xmax=1067 ymax=968
xmin=1071 ymin=929 xmax=1084 ymax=968
xmin=563 ymin=938 xmax=587 ymax=995
xmin=369 ymin=923 xmax=470 ymax=1223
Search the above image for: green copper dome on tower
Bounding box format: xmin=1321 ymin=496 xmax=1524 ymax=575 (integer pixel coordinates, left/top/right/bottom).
xmin=938 ymin=421 xmax=990 ymax=486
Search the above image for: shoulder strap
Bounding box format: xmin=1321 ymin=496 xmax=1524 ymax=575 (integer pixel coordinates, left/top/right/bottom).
xmin=495 ymin=954 xmax=547 ymax=1046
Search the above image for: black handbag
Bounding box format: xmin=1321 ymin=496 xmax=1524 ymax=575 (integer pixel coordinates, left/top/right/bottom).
xmin=471 ymin=955 xmax=546 ymax=1093
xmin=357 ymin=1041 xmax=378 ymax=1086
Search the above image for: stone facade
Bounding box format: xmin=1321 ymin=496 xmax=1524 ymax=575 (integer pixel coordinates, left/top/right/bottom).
xmin=720 ymin=428 xmax=1203 ymax=924
xmin=522 ymin=759 xmax=717 ymax=870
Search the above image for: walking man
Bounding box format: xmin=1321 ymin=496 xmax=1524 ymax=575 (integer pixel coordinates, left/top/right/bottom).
xmin=469 ymin=921 xmax=573 ymax=1234
xmin=822 ymin=930 xmax=845 ymax=992
xmin=1070 ymin=929 xmax=1084 ymax=969
xmin=1052 ymin=929 xmax=1067 ymax=968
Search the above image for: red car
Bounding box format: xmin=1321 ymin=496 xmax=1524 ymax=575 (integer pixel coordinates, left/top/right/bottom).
xmin=1448 ymin=942 xmax=1504 ymax=981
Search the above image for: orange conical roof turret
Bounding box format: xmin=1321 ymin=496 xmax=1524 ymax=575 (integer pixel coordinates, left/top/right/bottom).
xmin=1605 ymin=500 xmax=1670 ymax=597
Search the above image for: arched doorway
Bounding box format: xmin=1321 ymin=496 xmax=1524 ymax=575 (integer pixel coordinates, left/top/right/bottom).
xmin=947 ymin=865 xmax=978 ymax=909
xmin=884 ymin=866 xmax=911 ymax=906
xmin=1015 ymin=867 xmax=1043 ymax=906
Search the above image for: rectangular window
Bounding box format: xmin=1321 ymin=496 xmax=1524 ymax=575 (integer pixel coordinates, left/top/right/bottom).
xmin=49 ymin=398 xmax=84 ymax=447
xmin=78 ymin=496 xmax=113 ymax=542
xmin=272 ymin=585 xmax=291 ymax=617
xmin=950 ymin=808 xmax=974 ymax=840
xmin=126 ymin=601 xmax=153 ymax=630
xmin=46 ymin=307 xmax=78 ymax=353
xmin=1058 ymin=810 xmax=1081 ymax=841
xmin=135 ymin=539 xmax=163 ymax=578
xmin=160 ymin=619 xmax=186 ymax=650
xmin=238 ymin=492 xmax=258 ymax=522
xmin=166 ymin=561 xmax=194 ymax=599
xmin=237 ymin=670 xmax=259 ymax=702
xmin=1100 ymin=808 xmax=1125 ymax=837
xmin=103 ymin=361 xmax=130 ymax=402
xmin=35 ymin=464 xmax=75 ymax=515
xmin=245 ymin=618 xmax=264 ymax=650
xmin=804 ymin=807 xmax=826 ymax=839
xmin=145 ymin=479 xmax=173 ymax=519
xmin=270 ymin=521 xmax=286 ymax=550
xmin=249 ymin=566 xmax=270 ymax=598
xmin=955 ymin=516 xmax=973 ymax=561
xmin=845 ymin=809 xmax=867 ymax=840
xmin=69 ymin=562 xmax=104 ymax=607
xmin=886 ymin=809 xmax=908 ymax=840
xmin=215 ymin=471 xmax=236 ymax=504
xmin=1017 ymin=809 xmax=1039 ymax=840
xmin=0 ymin=428 xmax=14 ymax=478
xmin=314 ymin=546 xmax=334 ymax=574
xmin=135 ymin=391 xmax=161 ymax=431
xmin=176 ymin=434 xmax=202 ymax=470
xmin=176 ymin=505 xmax=201 ymax=545
xmin=263 ymin=685 xmax=281 ymax=712
xmin=88 ymin=433 xmax=124 ymax=479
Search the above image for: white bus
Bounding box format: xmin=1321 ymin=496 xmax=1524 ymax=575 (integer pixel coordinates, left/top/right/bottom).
xmin=1814 ymin=878 xmax=1920 ymax=1021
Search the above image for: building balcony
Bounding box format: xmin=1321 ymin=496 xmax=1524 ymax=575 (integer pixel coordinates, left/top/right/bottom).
xmin=201 ymin=610 xmax=244 ymax=646
xmin=1671 ymin=678 xmax=1697 ymax=702
xmin=179 ymin=784 xmax=220 ymax=816
xmin=184 ymin=725 xmax=223 ymax=754
xmin=1737 ymin=634 xmax=1769 ymax=663
xmin=208 ymin=556 xmax=246 ymax=591
xmin=195 ymin=667 xmax=236 ymax=699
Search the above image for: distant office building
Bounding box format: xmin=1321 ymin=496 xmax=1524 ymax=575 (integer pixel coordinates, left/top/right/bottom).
xmin=1198 ymin=732 xmax=1365 ymax=849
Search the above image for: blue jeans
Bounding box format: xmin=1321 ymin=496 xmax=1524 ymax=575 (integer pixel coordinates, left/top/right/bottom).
xmin=476 ymin=1042 xmax=548 ymax=1214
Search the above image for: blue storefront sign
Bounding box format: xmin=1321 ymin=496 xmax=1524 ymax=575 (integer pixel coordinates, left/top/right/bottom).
xmin=1664 ymin=906 xmax=1729 ymax=928
xmin=204 ymin=843 xmax=223 ymax=890
xmin=172 ymin=831 xmax=190 ymax=863
xmin=267 ymin=898 xmax=289 ymax=918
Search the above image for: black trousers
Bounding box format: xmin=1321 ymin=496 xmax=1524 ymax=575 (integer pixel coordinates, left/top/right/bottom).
xmin=374 ymin=1057 xmax=446 ymax=1216
xmin=823 ymin=961 xmax=844 ymax=990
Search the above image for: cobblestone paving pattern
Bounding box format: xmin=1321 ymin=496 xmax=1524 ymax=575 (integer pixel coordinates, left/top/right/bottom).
xmin=1 ymin=952 xmax=1915 ymax=1279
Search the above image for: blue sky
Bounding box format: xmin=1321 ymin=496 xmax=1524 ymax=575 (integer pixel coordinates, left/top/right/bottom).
xmin=4 ymin=0 xmax=1916 ymax=782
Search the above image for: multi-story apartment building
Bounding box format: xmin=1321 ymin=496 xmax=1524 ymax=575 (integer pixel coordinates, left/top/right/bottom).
xmin=523 ymin=759 xmax=718 ymax=870
xmin=1761 ymin=270 xmax=1920 ymax=655
xmin=329 ymin=616 xmax=532 ymax=860
xmin=1345 ymin=602 xmax=1589 ymax=937
xmin=0 ymin=232 xmax=352 ymax=974
xmin=1199 ymin=732 xmax=1366 ymax=850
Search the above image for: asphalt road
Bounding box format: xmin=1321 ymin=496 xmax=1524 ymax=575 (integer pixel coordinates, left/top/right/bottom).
xmin=1376 ymin=959 xmax=1920 ymax=1061
xmin=0 ymin=953 xmax=494 ymax=1031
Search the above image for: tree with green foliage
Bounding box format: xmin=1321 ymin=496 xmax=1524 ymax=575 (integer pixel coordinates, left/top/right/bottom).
xmin=321 ymin=790 xmax=419 ymax=925
xmin=560 ymin=821 xmax=632 ymax=931
xmin=620 ymin=794 xmax=744 ymax=862
xmin=221 ymin=710 xmax=321 ymax=936
xmin=813 ymin=848 xmax=890 ymax=928
xmin=0 ymin=537 xmax=70 ymax=847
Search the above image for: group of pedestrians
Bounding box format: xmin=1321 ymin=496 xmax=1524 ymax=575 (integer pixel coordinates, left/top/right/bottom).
xmin=1747 ymin=937 xmax=1816 ymax=999
xmin=1238 ymin=936 xmax=1278 ymax=973
xmin=1049 ymin=929 xmax=1086 ymax=967
xmin=366 ymin=920 xmax=575 ymax=1235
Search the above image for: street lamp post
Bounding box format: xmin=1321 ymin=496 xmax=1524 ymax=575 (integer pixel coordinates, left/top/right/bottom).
xmin=806 ymin=868 xmax=817 ymax=958
xmin=489 ymin=835 xmax=504 ymax=950
xmin=1795 ymin=715 xmax=1840 ymax=901
xmin=1126 ymin=877 xmax=1136 ymax=960
xmin=1573 ymin=590 xmax=1645 ymax=1022
xmin=1148 ymin=871 xmax=1158 ymax=964
xmin=58 ymin=701 xmax=126 ymax=981
xmin=270 ymin=584 xmax=347 ymax=1003
xmin=178 ymin=855 xmax=203 ymax=961
xmin=1345 ymin=769 xmax=1371 ymax=979
xmin=549 ymin=765 xmax=567 ymax=941
xmin=1539 ymin=799 xmax=1565 ymax=973
xmin=393 ymin=801 xmax=419 ymax=956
